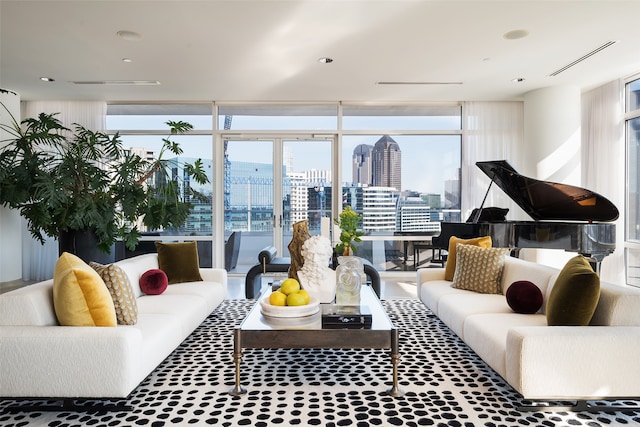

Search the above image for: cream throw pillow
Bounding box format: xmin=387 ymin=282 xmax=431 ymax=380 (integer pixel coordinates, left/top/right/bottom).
xmin=90 ymin=262 xmax=138 ymax=325
xmin=451 ymin=244 xmax=509 ymax=294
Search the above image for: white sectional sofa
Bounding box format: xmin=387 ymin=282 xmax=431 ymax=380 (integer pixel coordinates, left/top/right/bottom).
xmin=0 ymin=253 xmax=227 ymax=407
xmin=417 ymin=255 xmax=640 ymax=407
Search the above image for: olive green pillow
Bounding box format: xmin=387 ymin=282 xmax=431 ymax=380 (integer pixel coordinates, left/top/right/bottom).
xmin=546 ymin=255 xmax=600 ymax=326
xmin=155 ymin=241 xmax=203 ymax=284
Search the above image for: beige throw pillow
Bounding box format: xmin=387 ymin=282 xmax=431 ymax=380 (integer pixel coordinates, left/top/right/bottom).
xmin=90 ymin=262 xmax=138 ymax=325
xmin=451 ymin=244 xmax=509 ymax=294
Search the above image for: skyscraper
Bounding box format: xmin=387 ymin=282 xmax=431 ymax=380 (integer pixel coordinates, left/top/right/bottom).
xmin=352 ymin=144 xmax=373 ymax=186
xmin=372 ymin=135 xmax=401 ymax=191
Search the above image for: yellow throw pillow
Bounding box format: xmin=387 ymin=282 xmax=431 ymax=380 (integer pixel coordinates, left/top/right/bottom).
xmin=155 ymin=241 xmax=203 ymax=284
xmin=451 ymin=244 xmax=509 ymax=294
xmin=53 ymin=252 xmax=117 ymax=327
xmin=90 ymin=262 xmax=138 ymax=325
xmin=444 ymin=235 xmax=492 ymax=281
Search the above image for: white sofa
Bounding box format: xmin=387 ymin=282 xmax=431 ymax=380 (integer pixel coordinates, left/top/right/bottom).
xmin=0 ymin=253 xmax=227 ymax=404
xmin=417 ymin=256 xmax=640 ymax=405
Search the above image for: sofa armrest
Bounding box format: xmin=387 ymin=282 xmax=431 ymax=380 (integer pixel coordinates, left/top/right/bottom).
xmin=0 ymin=325 xmax=143 ymax=399
xmin=416 ymin=267 xmax=446 ymax=297
xmin=199 ymin=268 xmax=227 ymax=285
xmin=506 ymin=326 xmax=640 ymax=400
xmin=417 ymin=267 xmax=446 ymax=283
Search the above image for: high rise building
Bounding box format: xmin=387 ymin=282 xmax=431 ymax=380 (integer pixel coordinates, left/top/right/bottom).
xmin=372 ymin=135 xmax=401 ymax=191
xmin=362 ymin=187 xmax=398 ymax=232
xmin=352 ymin=144 xmax=373 ymax=186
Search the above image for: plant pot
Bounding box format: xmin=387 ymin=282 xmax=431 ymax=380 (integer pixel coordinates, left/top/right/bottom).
xmin=58 ymin=230 xmax=114 ymax=264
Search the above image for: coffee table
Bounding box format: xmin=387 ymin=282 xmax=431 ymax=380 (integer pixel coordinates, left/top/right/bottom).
xmin=229 ymin=284 xmax=404 ymax=397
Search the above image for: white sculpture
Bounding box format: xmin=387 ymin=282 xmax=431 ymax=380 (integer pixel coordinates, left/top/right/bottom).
xmin=298 ymin=235 xmax=336 ymax=303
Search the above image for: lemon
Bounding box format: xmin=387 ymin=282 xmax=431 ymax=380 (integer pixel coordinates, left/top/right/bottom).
xmin=280 ymin=278 xmax=301 ymax=295
xmin=269 ymin=290 xmax=287 ymax=306
xmin=286 ymin=292 xmax=308 ymax=306
xmin=297 ymin=289 xmax=310 ymax=305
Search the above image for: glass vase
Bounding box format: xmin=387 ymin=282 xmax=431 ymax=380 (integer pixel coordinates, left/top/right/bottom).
xmin=335 ymin=256 xmax=364 ymax=305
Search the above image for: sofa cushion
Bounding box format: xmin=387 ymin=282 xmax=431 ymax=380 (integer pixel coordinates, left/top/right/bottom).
xmin=140 ymin=269 xmax=169 ymax=295
xmin=506 ymin=280 xmax=543 ymax=314
xmin=444 ymin=235 xmax=492 ymax=281
xmin=53 ymin=252 xmax=116 ymax=327
xmin=546 ymin=255 xmax=600 ymax=326
xmin=451 ymin=244 xmax=509 ymax=294
xmin=90 ymin=262 xmax=139 ymax=325
xmin=155 ymin=241 xmax=203 ymax=284
xmin=437 ymin=292 xmax=512 ymax=338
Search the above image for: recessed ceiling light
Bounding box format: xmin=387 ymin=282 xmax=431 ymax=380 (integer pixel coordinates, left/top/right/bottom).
xmin=40 ymin=77 xmax=55 ymax=82
xmin=318 ymin=57 xmax=333 ymax=64
xmin=117 ymin=30 xmax=142 ymax=41
xmin=503 ymin=29 xmax=529 ymax=40
xmin=122 ymin=58 xmax=133 ymax=63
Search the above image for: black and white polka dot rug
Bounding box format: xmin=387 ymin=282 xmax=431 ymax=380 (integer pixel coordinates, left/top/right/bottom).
xmin=1 ymin=299 xmax=639 ymax=427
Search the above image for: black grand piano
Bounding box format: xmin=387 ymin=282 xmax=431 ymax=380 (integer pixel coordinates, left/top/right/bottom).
xmin=432 ymin=160 xmax=619 ymax=273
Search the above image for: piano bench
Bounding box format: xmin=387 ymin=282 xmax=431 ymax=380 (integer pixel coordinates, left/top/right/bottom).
xmin=413 ymin=243 xmax=447 ymax=268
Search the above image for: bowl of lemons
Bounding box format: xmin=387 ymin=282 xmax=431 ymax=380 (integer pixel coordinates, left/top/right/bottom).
xmin=260 ymin=278 xmax=320 ymax=318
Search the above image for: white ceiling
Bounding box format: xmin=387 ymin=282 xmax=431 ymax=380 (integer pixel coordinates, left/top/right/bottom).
xmin=2 ymin=0 xmax=640 ymax=103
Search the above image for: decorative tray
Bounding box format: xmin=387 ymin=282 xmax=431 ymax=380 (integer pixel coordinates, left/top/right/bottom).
xmin=260 ymin=295 xmax=320 ymax=318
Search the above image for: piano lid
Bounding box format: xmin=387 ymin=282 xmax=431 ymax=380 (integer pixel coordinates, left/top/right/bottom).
xmin=476 ymin=160 xmax=619 ymax=222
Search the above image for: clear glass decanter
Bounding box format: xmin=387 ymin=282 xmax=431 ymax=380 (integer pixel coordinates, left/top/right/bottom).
xmin=335 ymin=256 xmax=364 ymax=305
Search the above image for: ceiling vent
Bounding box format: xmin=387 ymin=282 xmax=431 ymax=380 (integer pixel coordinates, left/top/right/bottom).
xmin=376 ymin=81 xmax=463 ymax=85
xmin=549 ymin=41 xmax=618 ymax=76
xmin=71 ymin=80 xmax=160 ymax=85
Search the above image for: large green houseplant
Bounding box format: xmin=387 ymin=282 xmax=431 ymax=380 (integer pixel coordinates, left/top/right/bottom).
xmin=0 ymin=103 xmax=209 ymax=260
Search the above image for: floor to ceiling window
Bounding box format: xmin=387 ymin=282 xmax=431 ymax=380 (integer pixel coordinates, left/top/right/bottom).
xmin=106 ymin=102 xmax=462 ymax=273
xmin=625 ymin=78 xmax=640 ymax=286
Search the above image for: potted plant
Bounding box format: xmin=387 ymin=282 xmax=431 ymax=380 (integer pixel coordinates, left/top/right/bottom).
xmin=0 ymin=103 xmax=209 ymax=262
xmin=333 ymin=205 xmax=364 ymax=256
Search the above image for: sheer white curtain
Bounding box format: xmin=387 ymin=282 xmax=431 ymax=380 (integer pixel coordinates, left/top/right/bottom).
xmin=582 ymin=80 xmax=625 ymax=284
xmin=21 ymin=101 xmax=107 ymax=281
xmin=462 ymin=101 xmax=525 ymax=220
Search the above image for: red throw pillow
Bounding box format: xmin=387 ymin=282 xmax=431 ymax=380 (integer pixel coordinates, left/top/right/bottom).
xmin=506 ymin=280 xmax=543 ymax=314
xmin=140 ymin=269 xmax=168 ymax=295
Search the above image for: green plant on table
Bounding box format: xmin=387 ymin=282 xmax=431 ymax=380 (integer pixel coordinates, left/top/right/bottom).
xmin=333 ymin=205 xmax=364 ymax=256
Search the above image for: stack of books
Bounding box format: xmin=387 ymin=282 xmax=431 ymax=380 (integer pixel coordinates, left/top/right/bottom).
xmin=321 ymin=305 xmax=372 ymax=329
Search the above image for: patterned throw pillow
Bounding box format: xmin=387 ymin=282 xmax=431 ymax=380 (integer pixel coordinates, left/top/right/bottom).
xmin=90 ymin=262 xmax=138 ymax=325
xmin=451 ymin=244 xmax=509 ymax=294
xmin=444 ymin=236 xmax=492 ymax=281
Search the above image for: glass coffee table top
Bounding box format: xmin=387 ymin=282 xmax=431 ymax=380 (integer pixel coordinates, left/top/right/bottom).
xmin=229 ymin=285 xmax=404 ymax=397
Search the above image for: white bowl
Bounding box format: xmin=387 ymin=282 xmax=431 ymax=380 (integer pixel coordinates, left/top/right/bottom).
xmin=260 ymin=295 xmax=320 ymax=318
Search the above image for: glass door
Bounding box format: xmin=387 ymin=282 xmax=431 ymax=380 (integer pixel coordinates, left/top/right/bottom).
xmin=224 ymin=136 xmax=333 ymax=273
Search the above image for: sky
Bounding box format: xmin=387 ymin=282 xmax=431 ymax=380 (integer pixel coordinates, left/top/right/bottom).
xmin=107 ymin=114 xmax=461 ymax=195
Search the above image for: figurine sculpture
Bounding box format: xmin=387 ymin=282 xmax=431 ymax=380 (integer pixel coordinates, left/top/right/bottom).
xmin=298 ymin=235 xmax=336 ymax=303
xmin=287 ymin=220 xmax=310 ymax=282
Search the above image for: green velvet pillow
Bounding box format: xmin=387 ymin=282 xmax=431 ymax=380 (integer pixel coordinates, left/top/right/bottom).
xmin=546 ymin=255 xmax=600 ymax=326
xmin=155 ymin=241 xmax=203 ymax=284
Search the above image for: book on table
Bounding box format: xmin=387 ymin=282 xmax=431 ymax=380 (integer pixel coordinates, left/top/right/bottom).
xmin=321 ymin=305 xmax=372 ymax=329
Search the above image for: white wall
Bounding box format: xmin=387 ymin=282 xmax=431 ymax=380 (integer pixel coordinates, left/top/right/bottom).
xmin=522 ymin=86 xmax=581 ymax=269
